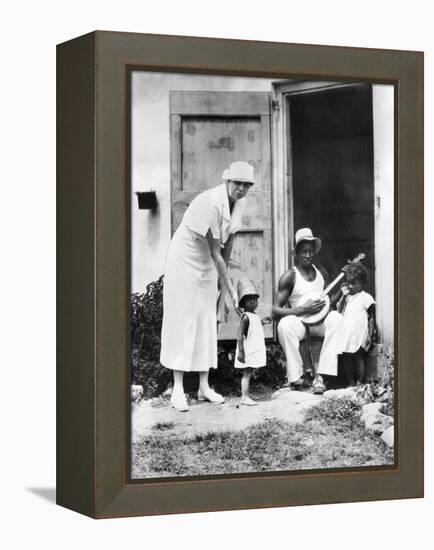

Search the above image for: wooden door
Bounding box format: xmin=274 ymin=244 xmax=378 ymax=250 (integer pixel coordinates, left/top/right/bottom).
xmin=170 ymin=91 xmax=273 ymax=339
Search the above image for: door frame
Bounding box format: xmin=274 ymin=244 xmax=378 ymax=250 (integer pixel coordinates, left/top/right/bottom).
xmin=270 ymin=80 xmax=366 ymax=281
xmin=271 ymin=80 xmax=396 ymax=348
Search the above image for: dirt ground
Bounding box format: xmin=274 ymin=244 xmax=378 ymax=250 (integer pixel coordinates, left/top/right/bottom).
xmin=132 ymin=388 xmax=322 ymax=441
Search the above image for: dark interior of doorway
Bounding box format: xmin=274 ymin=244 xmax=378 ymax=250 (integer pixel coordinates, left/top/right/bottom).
xmin=289 ymin=84 xmax=375 ymax=295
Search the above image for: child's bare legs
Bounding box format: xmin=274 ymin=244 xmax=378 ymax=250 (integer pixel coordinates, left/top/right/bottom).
xmin=241 ymin=368 xmax=257 ymax=406
xmin=342 ymin=353 xmax=356 ymax=386
xmin=353 ymin=349 xmax=365 ymax=384
xmin=342 ymin=350 xmax=365 ymax=387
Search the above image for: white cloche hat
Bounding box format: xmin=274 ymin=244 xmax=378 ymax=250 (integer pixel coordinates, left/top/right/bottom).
xmin=225 ymin=161 xmax=256 ymax=185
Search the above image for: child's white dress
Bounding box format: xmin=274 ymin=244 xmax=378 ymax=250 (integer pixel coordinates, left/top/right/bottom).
xmin=235 ymin=312 xmax=267 ymax=369
xmin=336 ymin=291 xmax=375 ymax=354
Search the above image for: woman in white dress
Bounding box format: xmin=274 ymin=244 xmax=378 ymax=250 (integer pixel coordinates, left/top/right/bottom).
xmin=160 ymin=161 xmax=256 ymax=411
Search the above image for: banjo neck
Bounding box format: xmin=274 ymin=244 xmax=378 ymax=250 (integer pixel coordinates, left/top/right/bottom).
xmin=320 ymin=252 xmax=366 ymax=298
xmin=320 ymin=272 xmax=345 ymax=298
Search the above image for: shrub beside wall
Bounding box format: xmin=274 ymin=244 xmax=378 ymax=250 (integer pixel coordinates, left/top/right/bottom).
xmin=131 ymin=276 xmax=171 ymax=398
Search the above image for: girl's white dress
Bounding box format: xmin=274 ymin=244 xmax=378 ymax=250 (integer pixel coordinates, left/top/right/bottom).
xmin=235 ymin=312 xmax=267 ymax=369
xmin=160 ymin=183 xmax=245 ymax=372
xmin=336 ymin=290 xmax=375 ymax=354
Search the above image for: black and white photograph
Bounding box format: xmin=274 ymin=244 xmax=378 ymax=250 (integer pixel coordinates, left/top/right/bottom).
xmin=4 ymin=0 xmax=431 ymax=539
xmin=130 ymin=71 xmax=395 ymax=479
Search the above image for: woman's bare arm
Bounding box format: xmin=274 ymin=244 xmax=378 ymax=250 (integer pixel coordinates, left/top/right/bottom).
xmin=206 ymin=229 xmax=240 ymax=314
xmin=221 ymin=233 xmax=234 ymax=266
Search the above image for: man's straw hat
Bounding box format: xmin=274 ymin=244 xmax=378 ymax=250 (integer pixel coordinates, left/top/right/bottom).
xmin=292 ymin=227 xmax=322 ymax=254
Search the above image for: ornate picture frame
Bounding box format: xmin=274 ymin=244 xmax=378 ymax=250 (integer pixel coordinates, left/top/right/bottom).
xmin=57 ymin=31 xmax=423 ymax=518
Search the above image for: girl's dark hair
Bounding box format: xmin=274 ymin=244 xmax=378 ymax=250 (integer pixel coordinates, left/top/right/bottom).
xmin=345 ymin=261 xmax=368 ymax=284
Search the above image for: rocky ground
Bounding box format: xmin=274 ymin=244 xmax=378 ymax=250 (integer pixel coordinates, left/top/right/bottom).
xmin=132 ymin=384 xmax=394 ymax=449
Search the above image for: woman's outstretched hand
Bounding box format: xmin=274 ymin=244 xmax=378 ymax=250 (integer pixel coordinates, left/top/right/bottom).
xmin=230 ymin=290 xmax=242 ymax=317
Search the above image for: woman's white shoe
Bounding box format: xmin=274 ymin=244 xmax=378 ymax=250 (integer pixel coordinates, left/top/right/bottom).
xmin=197 ymin=389 xmax=225 ymax=404
xmin=170 ymin=393 xmax=189 ymax=411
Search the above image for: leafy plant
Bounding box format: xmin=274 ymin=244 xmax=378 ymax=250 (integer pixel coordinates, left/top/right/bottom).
xmin=131 ymin=275 xmax=164 ymax=362
xmin=377 ymin=346 xmax=394 ymax=417
xmin=131 ymin=276 xmax=171 ymax=397
xmin=305 ymin=397 xmax=361 ymax=424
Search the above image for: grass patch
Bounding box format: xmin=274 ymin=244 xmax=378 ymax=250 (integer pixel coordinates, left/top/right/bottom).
xmin=304 ymin=396 xmax=361 ymax=424
xmin=132 ymin=398 xmax=394 ymax=478
xmin=152 ymin=421 xmax=175 ymax=431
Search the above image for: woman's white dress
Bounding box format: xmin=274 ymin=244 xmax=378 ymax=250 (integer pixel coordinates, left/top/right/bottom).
xmin=160 ymin=183 xmax=245 ymax=372
xmin=336 ymin=290 xmax=375 ymax=353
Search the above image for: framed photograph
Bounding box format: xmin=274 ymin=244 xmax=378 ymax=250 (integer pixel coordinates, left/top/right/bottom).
xmin=57 ymin=31 xmax=423 ymax=518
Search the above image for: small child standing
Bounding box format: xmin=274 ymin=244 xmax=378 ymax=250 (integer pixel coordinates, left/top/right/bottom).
xmin=234 ymin=278 xmax=268 ymax=406
xmin=336 ymin=262 xmax=376 ymax=386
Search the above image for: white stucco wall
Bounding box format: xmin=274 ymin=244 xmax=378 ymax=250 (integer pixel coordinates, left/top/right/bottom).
xmin=131 ymin=72 xmax=276 ymax=293
xmin=373 ymin=85 xmax=394 ymax=347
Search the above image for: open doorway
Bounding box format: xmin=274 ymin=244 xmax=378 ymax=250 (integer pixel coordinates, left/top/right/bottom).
xmin=287 ymin=84 xmax=375 ymax=294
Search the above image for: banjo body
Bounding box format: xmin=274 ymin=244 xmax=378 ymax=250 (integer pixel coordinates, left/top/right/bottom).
xmin=296 ymin=292 xmax=331 ymax=326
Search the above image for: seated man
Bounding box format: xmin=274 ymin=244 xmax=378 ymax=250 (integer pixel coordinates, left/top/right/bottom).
xmin=272 ymin=228 xmax=342 ymax=394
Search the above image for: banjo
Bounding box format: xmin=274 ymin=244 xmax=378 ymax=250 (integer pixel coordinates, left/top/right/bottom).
xmin=296 ymin=253 xmax=366 ymax=326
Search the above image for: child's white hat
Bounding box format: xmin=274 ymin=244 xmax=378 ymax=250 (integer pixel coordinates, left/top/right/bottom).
xmin=237 ymin=277 xmax=259 ymax=307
